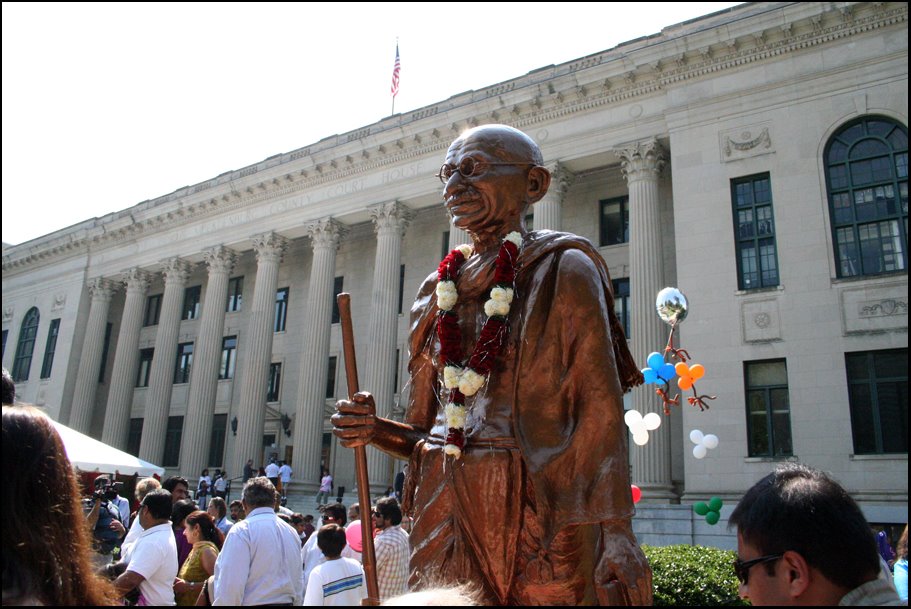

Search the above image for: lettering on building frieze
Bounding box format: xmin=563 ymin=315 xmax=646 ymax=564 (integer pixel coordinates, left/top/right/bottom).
xmin=382 ymin=165 xmax=421 ymax=185
xmin=236 ymin=167 xmax=257 ymax=178
xmin=486 ymin=83 xmax=515 ymax=98
xmin=288 ymin=148 xmax=311 ymax=161
xmin=411 ymin=107 xmax=438 ymax=121
xmin=327 ymin=179 xmax=365 ymax=197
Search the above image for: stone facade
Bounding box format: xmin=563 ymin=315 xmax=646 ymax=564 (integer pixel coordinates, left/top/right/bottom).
xmin=3 ymin=2 xmax=907 ymax=546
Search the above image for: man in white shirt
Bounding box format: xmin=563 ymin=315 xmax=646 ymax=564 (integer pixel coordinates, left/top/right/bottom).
xmin=304 ymin=524 xmax=366 ymax=606
xmin=212 ymin=476 xmax=303 ymax=606
xmin=113 ymin=489 xmax=178 ymax=606
xmin=279 ymin=461 xmax=293 ymax=494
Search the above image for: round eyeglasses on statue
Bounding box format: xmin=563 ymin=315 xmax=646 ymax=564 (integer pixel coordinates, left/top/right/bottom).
xmin=436 ymin=156 xmax=536 ymax=183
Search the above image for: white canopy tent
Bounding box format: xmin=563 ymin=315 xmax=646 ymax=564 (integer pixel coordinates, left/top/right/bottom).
xmin=51 ymin=420 xmax=165 ymax=477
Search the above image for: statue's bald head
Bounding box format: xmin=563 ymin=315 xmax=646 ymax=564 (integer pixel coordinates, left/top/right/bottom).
xmin=452 ymin=124 xmax=544 ymax=166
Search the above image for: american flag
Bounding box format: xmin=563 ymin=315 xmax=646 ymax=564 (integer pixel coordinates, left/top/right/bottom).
xmin=390 ymin=43 xmax=401 ymax=98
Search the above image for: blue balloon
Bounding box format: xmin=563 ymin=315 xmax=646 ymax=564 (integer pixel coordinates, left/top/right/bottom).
xmin=658 ymin=363 xmax=676 ymax=382
xmin=647 ymin=352 xmax=665 ymax=370
xmin=643 ymin=368 xmax=658 ymax=384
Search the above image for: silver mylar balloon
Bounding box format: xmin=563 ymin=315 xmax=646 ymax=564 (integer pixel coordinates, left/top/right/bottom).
xmin=656 ymin=287 xmax=688 ymax=325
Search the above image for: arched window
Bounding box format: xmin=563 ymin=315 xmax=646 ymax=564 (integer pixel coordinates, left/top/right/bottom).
xmin=825 ymin=116 xmax=908 ymax=278
xmin=12 ymin=307 xmax=40 ymax=382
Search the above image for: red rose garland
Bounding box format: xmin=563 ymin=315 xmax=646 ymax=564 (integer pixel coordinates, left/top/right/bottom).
xmin=435 ymin=232 xmax=522 ymax=458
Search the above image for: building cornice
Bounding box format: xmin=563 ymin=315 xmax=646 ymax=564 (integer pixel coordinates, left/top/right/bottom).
xmin=3 ymin=2 xmax=906 ymax=274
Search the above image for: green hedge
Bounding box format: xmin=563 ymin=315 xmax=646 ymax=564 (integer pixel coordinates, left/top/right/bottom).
xmin=642 ymin=544 xmax=749 ymax=606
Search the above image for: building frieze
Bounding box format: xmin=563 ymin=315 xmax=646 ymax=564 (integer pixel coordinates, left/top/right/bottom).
xmin=3 ymin=2 xmax=904 ymax=275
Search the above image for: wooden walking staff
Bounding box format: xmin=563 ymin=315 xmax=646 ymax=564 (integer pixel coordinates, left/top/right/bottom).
xmin=337 ymin=293 xmax=380 ymax=605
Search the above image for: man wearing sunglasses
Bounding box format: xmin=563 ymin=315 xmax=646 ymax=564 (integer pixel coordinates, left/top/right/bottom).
xmin=729 ymin=463 xmax=902 ymax=606
xmin=334 ymin=124 xmax=649 ymax=605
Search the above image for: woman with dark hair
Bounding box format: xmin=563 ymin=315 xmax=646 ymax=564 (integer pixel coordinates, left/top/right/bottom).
xmin=174 ymin=510 xmax=223 ymax=605
xmin=1 ymin=405 xmax=118 ymax=605
xmin=172 ymin=498 xmax=199 ymax=570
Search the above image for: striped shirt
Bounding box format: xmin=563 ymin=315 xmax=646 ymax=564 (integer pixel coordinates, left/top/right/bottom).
xmin=303 ymin=557 xmax=366 ymax=606
xmin=374 ymin=525 xmax=410 ymax=601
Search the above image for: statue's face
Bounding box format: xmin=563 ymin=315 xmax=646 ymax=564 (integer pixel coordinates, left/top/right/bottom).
xmin=441 ymin=128 xmax=534 ymax=235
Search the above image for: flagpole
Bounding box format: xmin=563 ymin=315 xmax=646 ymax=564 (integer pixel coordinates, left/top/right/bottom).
xmin=391 ymin=38 xmax=399 ymax=116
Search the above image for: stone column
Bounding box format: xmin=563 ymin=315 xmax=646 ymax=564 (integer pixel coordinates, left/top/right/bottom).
xmin=615 ymin=138 xmax=676 ymax=502
xmin=360 ymin=202 xmax=412 ymax=493
xmin=533 ymin=162 xmax=574 ymax=231
xmin=231 ymin=234 xmax=288 ymax=478
xmin=139 ymin=258 xmax=192 ymax=464
xmin=102 ymin=269 xmax=151 ymax=448
xmin=181 ymin=246 xmax=237 ymax=477
xmin=69 ymin=277 xmax=118 ymax=433
xmin=293 ymin=219 xmax=346 ymax=493
xmin=448 ymin=226 xmax=471 ymax=251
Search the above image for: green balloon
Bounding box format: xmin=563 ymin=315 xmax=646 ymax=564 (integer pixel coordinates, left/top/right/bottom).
xmin=705 ymin=511 xmax=720 ymax=525
xmin=708 ymin=497 xmax=723 ymax=512
xmin=693 ymin=502 xmax=709 ymax=516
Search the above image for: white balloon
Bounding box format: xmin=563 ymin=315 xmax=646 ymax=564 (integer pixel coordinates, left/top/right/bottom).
xmin=703 ymin=434 xmax=719 ymax=449
xmin=624 ymin=409 xmax=643 ymax=427
xmin=689 ymin=429 xmax=704 ymax=445
xmin=633 ymin=431 xmax=650 ymax=446
xmin=643 ymin=412 xmax=662 ymax=431
xmin=693 ymin=444 xmax=708 ymax=459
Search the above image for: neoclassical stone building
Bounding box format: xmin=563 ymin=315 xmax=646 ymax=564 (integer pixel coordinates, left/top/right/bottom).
xmin=3 ymin=2 xmax=907 ymax=546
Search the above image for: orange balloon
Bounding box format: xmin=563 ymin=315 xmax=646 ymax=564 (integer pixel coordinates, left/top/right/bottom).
xmin=690 ymin=364 xmax=705 ymax=380
xmin=678 ymin=377 xmax=694 ymax=390
xmin=675 ymin=362 xmax=689 ymax=377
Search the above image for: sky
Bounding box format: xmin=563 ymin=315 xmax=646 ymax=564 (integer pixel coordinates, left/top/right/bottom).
xmin=2 ymin=2 xmax=742 ymax=246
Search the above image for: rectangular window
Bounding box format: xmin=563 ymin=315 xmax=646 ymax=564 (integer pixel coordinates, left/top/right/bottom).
xmin=394 ymin=348 xmax=400 ymax=393
xmin=268 ymin=362 xmax=282 ymax=402
xmin=174 ymin=342 xmax=194 ymax=384
xmin=98 ymin=322 xmax=113 ymax=383
xmin=127 ymin=418 xmax=143 ymax=457
xmin=332 ymin=277 xmax=344 ymax=324
xmin=144 ymin=294 xmax=162 ymax=327
xmin=442 ymin=231 xmax=451 ymax=260
xmin=274 ymin=287 xmax=289 ymax=333
xmin=40 ymin=319 xmax=61 ymax=379
xmin=745 ymin=359 xmax=793 ymax=457
xmin=162 ymin=416 xmax=184 ymax=467
xmin=136 ymin=348 xmax=154 ymax=387
xmin=398 ymin=265 xmax=406 ymax=314
xmin=846 ymin=349 xmax=908 ymax=455
xmin=226 ymin=277 xmax=244 ymax=312
xmin=2 ymin=329 xmax=8 ymax=359
xmin=612 ymin=279 xmax=631 ymax=339
xmin=326 ymin=356 xmax=337 ymax=399
xmin=183 ymin=286 xmax=202 ymax=320
xmin=219 ymin=336 xmax=237 ymax=380
xmin=208 ymin=414 xmax=227 ymax=468
xmin=732 ymin=174 xmax=780 ymax=290
xmin=599 ymin=197 xmax=629 ymax=246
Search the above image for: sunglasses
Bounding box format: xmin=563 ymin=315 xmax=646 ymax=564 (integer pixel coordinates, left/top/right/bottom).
xmin=436 ymin=156 xmax=535 ymax=184
xmin=732 ymin=553 xmax=784 ymax=585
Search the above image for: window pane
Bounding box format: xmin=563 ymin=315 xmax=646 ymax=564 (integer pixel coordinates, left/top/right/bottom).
xmin=735 ymin=182 xmax=754 ymax=207
xmin=833 ymin=193 xmax=853 ymax=224
xmin=878 ymin=381 xmax=908 ymax=453
xmin=600 ymin=198 xmax=628 ymax=246
xmin=871 ymin=156 xmax=893 ymax=182
xmin=747 ymin=361 xmax=787 ymax=387
xmin=836 ymin=227 xmax=859 ymax=276
xmin=849 ymin=382 xmax=876 ymax=454
xmin=829 ymin=165 xmax=848 ymax=189
xmin=740 ymin=243 xmax=758 ymax=289
xmin=759 ymin=239 xmax=779 ymax=286
xmin=326 ymin=356 xmax=337 ymax=399
xmin=873 ymin=350 xmax=908 ymax=379
xmin=828 ymin=141 xmax=848 ymax=164
xmin=770 ymin=388 xmax=792 ymax=456
xmin=845 ymin=353 xmax=869 ymax=380
xmin=850 ymin=139 xmax=890 ymax=159
xmin=867 ymin=120 xmax=893 ymax=137
xmin=851 ymin=160 xmax=874 ymax=186
xmin=747 ymin=390 xmax=770 ymax=456
xmin=738 ymin=209 xmax=754 ymax=238
xmin=889 ymin=130 xmax=908 ymax=151
xmin=754 ymin=178 xmax=771 ymax=203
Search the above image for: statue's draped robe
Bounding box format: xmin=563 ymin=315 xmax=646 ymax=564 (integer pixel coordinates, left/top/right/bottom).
xmin=403 ymin=231 xmax=643 ymax=605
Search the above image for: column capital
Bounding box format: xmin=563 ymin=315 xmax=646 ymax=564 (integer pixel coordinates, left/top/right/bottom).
xmin=544 ymin=161 xmax=576 ymax=199
xmin=251 ymin=232 xmax=289 ymax=264
xmin=161 ymin=257 xmax=193 ymax=286
xmin=306 ymin=218 xmax=347 ymax=252
xmin=203 ymin=245 xmax=238 ymax=274
xmin=614 ymin=138 xmax=667 ymax=183
xmin=369 ymin=201 xmax=414 ymax=237
xmin=88 ymin=277 xmax=118 ymax=302
xmin=122 ymin=268 xmax=152 ymax=294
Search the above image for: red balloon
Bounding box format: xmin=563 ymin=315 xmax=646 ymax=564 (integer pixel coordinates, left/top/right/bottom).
xmin=631 ymin=484 xmax=642 ymax=504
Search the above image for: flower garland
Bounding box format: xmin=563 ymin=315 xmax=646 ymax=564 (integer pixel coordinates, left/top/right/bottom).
xmin=435 ymin=231 xmax=522 ymax=458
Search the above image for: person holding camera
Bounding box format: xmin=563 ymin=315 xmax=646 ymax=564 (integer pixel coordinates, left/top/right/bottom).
xmin=85 ymin=475 xmax=126 ymax=567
